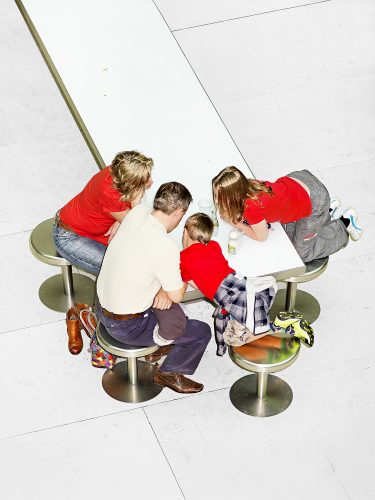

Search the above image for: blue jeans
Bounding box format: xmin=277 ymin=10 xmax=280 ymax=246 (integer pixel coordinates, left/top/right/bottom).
xmin=53 ymin=224 xmax=106 ymax=276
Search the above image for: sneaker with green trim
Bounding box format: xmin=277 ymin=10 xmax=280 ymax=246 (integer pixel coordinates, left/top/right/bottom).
xmin=287 ymin=319 xmax=314 ymax=347
xmin=273 ymin=310 xmax=303 ymax=331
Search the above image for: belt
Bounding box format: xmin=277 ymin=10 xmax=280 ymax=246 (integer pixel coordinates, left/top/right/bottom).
xmin=102 ymin=308 xmax=143 ymax=321
xmin=55 ymin=212 xmax=76 ymax=233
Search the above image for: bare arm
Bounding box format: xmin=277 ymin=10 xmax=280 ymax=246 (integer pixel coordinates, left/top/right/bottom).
xmin=153 ymin=283 xmax=188 ymax=309
xmin=165 ymin=282 xmax=188 ymax=304
xmin=105 ymin=209 xmax=131 ymax=243
xmin=234 ymin=219 xmax=269 ymax=242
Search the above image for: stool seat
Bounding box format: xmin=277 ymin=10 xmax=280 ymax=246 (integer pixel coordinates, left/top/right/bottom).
xmin=30 ymin=218 xmax=70 ymax=266
xmin=29 ymin=218 xmax=95 ymax=312
xmin=230 ymin=334 xmax=300 ymax=373
xmin=96 ymin=322 xmax=162 ymax=403
xmin=96 ymin=322 xmax=159 ymax=358
xmin=228 ymin=333 xmax=301 ymax=417
xmin=285 ymin=257 xmax=329 ymax=284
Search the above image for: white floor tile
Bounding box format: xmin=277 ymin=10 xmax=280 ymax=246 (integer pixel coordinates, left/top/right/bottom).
xmin=0 ymin=410 xmax=184 ymax=500
xmin=0 ymin=306 xmax=242 ymax=438
xmin=216 ymin=94 xmax=318 ymax=178
xmin=287 ymin=252 xmax=375 ymax=369
xmin=0 ymin=0 xmax=81 ymax=143
xmin=145 ymin=389 xmax=348 ymax=500
xmin=0 ymin=232 xmax=65 ymax=334
xmin=288 ymin=356 xmax=375 ymax=500
xmin=0 ymin=134 xmax=96 ymax=237
xmin=156 ymin=0 xmax=328 ymax=31
xmin=275 ymin=75 xmax=375 ymax=170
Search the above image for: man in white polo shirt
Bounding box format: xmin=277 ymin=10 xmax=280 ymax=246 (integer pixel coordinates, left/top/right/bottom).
xmin=96 ymin=182 xmax=211 ymax=393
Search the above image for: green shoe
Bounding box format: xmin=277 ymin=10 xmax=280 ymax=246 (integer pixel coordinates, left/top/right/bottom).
xmin=287 ymin=319 xmax=314 ymax=348
xmin=273 ymin=310 xmax=303 ymax=330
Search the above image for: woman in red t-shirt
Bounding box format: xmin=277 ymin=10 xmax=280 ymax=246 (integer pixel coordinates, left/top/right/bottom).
xmin=53 ymin=150 xmax=154 ymax=275
xmin=212 ymin=166 xmax=358 ymax=263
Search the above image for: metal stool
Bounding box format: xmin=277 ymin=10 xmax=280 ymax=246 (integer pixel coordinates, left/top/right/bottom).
xmin=29 ymin=218 xmax=95 ymax=312
xmin=229 ymin=334 xmax=300 ymax=417
xmin=270 ymin=257 xmax=329 ymax=324
xmin=96 ymin=322 xmax=163 ymax=403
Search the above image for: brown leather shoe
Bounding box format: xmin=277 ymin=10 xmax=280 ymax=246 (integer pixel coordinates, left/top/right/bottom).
xmin=145 ymin=345 xmax=173 ymax=363
xmin=153 ymin=369 xmax=203 ymax=394
xmin=66 ymin=307 xmax=83 ymax=355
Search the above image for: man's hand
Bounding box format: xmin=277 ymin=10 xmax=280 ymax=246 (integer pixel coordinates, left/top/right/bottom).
xmin=104 ymin=220 xmax=121 ymax=243
xmin=153 ymin=289 xmax=172 ymax=310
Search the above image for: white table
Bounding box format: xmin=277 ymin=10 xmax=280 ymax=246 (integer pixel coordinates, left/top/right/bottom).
xmin=17 ymin=0 xmax=305 ymax=292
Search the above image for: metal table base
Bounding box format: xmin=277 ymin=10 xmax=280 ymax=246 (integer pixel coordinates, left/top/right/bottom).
xmin=102 ymin=360 xmax=162 ymax=403
xmin=230 ymin=373 xmax=293 ymax=417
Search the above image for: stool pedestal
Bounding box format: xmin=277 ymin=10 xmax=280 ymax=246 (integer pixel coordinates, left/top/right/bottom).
xmin=97 ymin=322 xmax=163 ymax=403
xmin=270 ymin=257 xmax=329 ymax=324
xmin=39 ymin=268 xmax=95 ymax=312
xmin=30 ymin=218 xmax=95 ymax=312
xmin=230 ymin=373 xmax=293 ymax=417
xmin=229 ymin=334 xmax=300 ymax=417
xmin=270 ymin=286 xmax=320 ymax=324
xmin=102 ymin=360 xmax=162 ymax=403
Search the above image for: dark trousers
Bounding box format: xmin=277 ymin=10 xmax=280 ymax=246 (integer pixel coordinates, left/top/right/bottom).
xmin=96 ymin=301 xmax=211 ymax=375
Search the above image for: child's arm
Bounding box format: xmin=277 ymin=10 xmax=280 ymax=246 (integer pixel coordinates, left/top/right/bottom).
xmin=234 ymin=219 xmax=269 ymax=242
xmin=186 ymin=279 xmax=199 ymax=289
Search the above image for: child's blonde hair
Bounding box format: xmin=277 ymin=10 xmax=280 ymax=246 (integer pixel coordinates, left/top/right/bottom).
xmin=185 ymin=213 xmax=214 ymax=244
xmin=110 ymin=150 xmax=153 ymax=202
xmin=212 ymin=166 xmax=273 ymax=223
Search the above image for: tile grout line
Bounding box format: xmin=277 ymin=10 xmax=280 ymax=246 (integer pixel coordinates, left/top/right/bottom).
xmin=0 ymin=318 xmax=65 ymax=336
xmin=171 ymin=0 xmax=332 ymax=32
xmin=143 ymin=407 xmax=187 ymax=500
xmin=151 ymin=0 xmax=255 ymax=178
xmin=0 ymin=387 xmax=229 ymax=441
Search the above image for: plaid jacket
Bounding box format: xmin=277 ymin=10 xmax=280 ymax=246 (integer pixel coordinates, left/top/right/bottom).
xmin=213 ymin=273 xmax=276 ymax=356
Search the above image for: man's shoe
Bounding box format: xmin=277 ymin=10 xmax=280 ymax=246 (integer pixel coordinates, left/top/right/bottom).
xmin=287 ymin=319 xmax=314 ymax=348
xmin=273 ymin=310 xmax=303 ymax=331
xmin=341 ymin=207 xmax=363 ymax=241
xmin=153 ymin=369 xmax=203 ymax=394
xmin=329 ymin=197 xmax=341 ymax=219
xmin=145 ymin=345 xmax=173 ymax=363
xmin=66 ymin=307 xmax=83 ymax=355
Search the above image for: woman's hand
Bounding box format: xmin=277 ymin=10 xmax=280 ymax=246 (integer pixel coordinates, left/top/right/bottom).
xmin=104 ymin=220 xmax=121 ymax=243
xmin=235 ymin=219 xmax=269 ymax=242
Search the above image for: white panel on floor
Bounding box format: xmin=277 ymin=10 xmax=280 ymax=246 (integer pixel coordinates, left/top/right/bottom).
xmin=0 ymin=313 xmax=245 ymax=438
xmin=155 ymin=0 xmax=328 ymax=31
xmin=145 ymin=389 xmax=349 ymax=500
xmin=0 ymin=410 xmax=184 ymax=500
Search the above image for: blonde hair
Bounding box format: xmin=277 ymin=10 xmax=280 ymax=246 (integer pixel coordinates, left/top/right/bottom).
xmin=110 ymin=150 xmax=153 ymax=202
xmin=185 ymin=213 xmax=214 ymax=244
xmin=212 ymin=166 xmax=273 ymax=222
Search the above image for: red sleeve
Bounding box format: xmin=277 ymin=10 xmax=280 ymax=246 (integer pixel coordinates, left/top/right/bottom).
xmin=243 ymin=198 xmax=266 ymax=225
xmin=180 ymin=251 xmax=191 ymax=282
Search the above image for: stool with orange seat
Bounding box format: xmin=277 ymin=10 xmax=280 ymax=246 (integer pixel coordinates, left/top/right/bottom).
xmin=229 ymin=334 xmax=300 ymax=417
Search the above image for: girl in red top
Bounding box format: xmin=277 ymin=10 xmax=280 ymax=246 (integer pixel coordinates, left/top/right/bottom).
xmin=53 ymin=150 xmax=153 ymax=275
xmin=212 ymin=166 xmax=361 ymax=263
